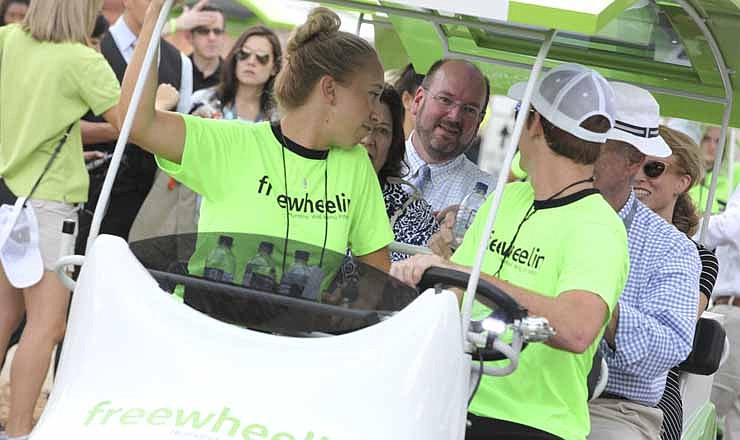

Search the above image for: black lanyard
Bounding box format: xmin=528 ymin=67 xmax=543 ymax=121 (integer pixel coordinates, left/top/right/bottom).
xmin=493 ymin=177 xmax=594 ymax=278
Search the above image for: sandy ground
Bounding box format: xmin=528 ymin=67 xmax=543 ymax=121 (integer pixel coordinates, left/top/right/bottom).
xmin=0 ymin=347 xmax=54 ymax=429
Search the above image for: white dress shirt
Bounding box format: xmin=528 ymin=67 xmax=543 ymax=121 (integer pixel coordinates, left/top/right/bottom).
xmin=108 ymin=17 xmax=192 ymax=114
xmin=403 ymin=132 xmax=495 ymax=212
xmin=699 ymin=185 xmax=740 ymax=297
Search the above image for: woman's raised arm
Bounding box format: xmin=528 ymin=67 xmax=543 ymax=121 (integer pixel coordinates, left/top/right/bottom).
xmin=119 ymin=0 xmax=186 ymax=163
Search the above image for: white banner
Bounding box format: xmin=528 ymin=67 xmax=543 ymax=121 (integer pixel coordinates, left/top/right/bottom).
xmin=32 ymin=236 xmax=469 ymax=440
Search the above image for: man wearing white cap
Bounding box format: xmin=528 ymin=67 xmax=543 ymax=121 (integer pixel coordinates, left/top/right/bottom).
xmin=392 ymin=64 xmax=629 ymax=440
xmin=588 ymin=82 xmax=701 ymax=439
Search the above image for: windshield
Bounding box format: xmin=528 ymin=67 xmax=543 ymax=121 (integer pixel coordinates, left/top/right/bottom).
xmin=130 ymin=233 xmax=420 ymax=336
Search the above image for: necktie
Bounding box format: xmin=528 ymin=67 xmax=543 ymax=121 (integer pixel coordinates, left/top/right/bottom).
xmin=411 ymin=164 xmax=431 ymax=194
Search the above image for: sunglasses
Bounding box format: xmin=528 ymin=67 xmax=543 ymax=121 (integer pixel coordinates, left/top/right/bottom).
xmin=192 ymin=27 xmax=225 ymax=36
xmin=643 ymin=161 xmax=670 ymax=179
xmin=236 ymin=49 xmax=271 ymax=66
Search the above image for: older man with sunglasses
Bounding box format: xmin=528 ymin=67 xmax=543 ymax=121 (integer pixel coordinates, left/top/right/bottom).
xmin=588 ymin=83 xmax=701 ymax=440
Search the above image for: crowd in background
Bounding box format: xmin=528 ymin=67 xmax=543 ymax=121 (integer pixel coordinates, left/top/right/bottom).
xmin=0 ymin=1 xmax=739 ymax=440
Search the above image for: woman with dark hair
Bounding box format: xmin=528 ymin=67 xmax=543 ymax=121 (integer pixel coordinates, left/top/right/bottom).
xmin=392 ymin=63 xmax=424 ymax=139
xmin=634 ymin=125 xmax=719 ymax=440
xmin=191 ymin=25 xmax=282 ymax=122
xmin=0 ymin=0 xmax=28 ymax=26
xmin=361 ymin=85 xmax=438 ymax=261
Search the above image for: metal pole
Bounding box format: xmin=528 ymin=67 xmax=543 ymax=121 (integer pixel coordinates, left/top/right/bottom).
xmin=729 ymin=128 xmax=736 ymax=198
xmin=85 ymin=0 xmax=175 ymax=253
xmin=355 ymin=12 xmax=364 ymax=36
xmin=674 ymin=0 xmax=734 ymax=243
xmin=459 ymin=30 xmax=557 ymax=351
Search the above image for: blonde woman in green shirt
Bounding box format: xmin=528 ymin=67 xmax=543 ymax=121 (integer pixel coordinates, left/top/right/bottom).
xmin=121 ymin=2 xmax=393 ymax=275
xmin=0 ymin=1 xmax=120 ymax=438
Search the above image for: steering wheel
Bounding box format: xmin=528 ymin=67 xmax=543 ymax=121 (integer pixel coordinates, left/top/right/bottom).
xmin=148 ymin=270 xmax=381 ymax=334
xmin=418 ymin=266 xmax=528 ymax=361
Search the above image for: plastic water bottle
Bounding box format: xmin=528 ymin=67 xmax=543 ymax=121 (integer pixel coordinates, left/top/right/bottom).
xmin=453 ymin=182 xmax=489 ymax=247
xmin=278 ymin=250 xmax=311 ymax=297
xmin=242 ymin=241 xmax=277 ymax=291
xmin=203 ymin=235 xmax=236 ymax=283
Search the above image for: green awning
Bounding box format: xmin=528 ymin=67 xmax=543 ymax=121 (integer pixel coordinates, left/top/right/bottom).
xmin=238 ymin=0 xmax=740 ymax=126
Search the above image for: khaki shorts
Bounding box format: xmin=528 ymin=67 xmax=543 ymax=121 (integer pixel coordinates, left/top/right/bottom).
xmin=27 ymin=199 xmax=78 ymax=271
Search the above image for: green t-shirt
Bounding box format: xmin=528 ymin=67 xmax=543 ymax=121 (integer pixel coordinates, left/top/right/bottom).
xmin=0 ymin=25 xmax=120 ymax=202
xmin=158 ymin=116 xmax=393 ymax=263
xmin=510 ymin=151 xmax=528 ymax=180
xmin=689 ymin=163 xmax=740 ymax=214
xmin=451 ymin=182 xmax=629 ymax=440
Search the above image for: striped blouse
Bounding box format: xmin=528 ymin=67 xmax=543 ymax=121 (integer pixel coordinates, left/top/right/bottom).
xmin=658 ymin=243 xmax=718 ymax=440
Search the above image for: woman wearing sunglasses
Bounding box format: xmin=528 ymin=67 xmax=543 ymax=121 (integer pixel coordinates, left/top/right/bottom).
xmin=191 ymin=25 xmax=282 ymax=122
xmin=634 ymin=125 xmax=719 ymax=440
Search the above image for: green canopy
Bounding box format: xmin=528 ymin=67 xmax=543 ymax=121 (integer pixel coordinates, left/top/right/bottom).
xmin=240 ymin=0 xmax=739 ymax=127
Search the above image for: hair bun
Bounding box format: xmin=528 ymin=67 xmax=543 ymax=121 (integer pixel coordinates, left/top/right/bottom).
xmin=287 ymin=7 xmax=341 ymax=55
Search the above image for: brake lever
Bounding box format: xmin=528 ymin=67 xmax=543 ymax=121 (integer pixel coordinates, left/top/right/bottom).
xmin=513 ymin=316 xmax=556 ymax=342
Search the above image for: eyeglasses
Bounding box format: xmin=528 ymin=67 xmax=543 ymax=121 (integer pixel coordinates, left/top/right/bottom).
xmin=422 ymin=87 xmax=482 ymax=120
xmin=643 ymin=161 xmax=670 ymax=179
xmin=192 ymin=27 xmax=225 ymax=37
xmin=236 ymin=49 xmax=271 ymax=66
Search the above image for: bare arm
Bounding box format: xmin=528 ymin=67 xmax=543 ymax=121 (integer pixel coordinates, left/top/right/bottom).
xmin=480 ymin=274 xmax=607 ymax=353
xmin=391 ymin=254 xmax=608 ymax=354
xmin=81 ymin=121 xmax=118 ymax=145
xmin=119 ymin=0 xmax=185 ymax=163
xmin=358 ymin=247 xmax=391 ymax=273
xmin=698 ymin=294 xmax=709 ymax=318
xmin=80 ymin=104 xmax=122 ymax=146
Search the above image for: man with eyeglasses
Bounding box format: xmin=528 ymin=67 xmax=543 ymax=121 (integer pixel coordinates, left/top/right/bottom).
xmin=394 ymin=63 xmax=629 ymax=440
xmin=588 ymin=82 xmax=701 ymax=440
xmin=187 ymin=5 xmax=225 ymax=92
xmin=404 ymin=59 xmax=494 ymax=213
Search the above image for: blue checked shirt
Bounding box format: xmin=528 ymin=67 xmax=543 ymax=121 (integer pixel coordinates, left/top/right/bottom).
xmin=403 ymin=134 xmax=495 ymax=212
xmin=599 ymin=192 xmax=700 ymax=406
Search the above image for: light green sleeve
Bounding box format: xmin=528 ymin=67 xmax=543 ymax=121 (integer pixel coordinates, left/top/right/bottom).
xmin=71 ymin=47 xmax=120 ymax=116
xmin=156 ymin=115 xmax=250 ymax=200
xmin=511 ymin=151 xmax=527 ymax=180
xmin=347 ymin=147 xmax=394 ymax=256
xmin=555 ymin=219 xmax=629 ymax=316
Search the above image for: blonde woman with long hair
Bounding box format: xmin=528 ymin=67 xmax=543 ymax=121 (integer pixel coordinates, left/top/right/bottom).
xmin=0 ymin=1 xmax=120 ymax=438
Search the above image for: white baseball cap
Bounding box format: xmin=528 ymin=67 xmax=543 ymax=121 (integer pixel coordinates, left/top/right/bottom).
xmin=0 ymin=198 xmax=43 ymax=288
xmin=507 ymin=63 xmax=616 ymax=143
xmin=607 ymin=82 xmax=672 ymax=158
xmin=666 ymin=118 xmax=702 ymax=146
